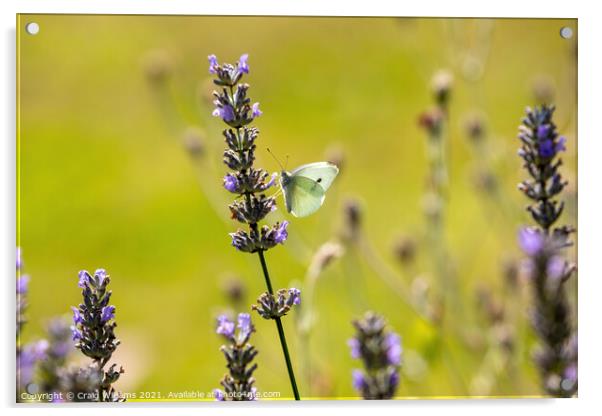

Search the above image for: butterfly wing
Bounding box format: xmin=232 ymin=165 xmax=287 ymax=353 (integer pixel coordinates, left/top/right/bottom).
xmin=290 ymin=162 xmax=339 ymax=191
xmin=283 ymin=175 xmax=326 ymax=218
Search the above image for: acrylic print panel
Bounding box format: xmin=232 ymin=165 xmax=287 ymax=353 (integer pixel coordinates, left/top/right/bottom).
xmin=16 ymin=14 xmax=577 ymax=402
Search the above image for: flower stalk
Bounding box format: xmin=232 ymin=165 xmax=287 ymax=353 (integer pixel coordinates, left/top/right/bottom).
xmin=517 ymin=105 xmax=577 ymax=397
xmin=71 ymin=269 xmax=124 ymax=402
xmin=210 ymin=53 xmax=300 ymax=400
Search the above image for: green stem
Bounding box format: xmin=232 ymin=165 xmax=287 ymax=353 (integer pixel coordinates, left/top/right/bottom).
xmin=257 ymin=250 xmax=301 ymax=400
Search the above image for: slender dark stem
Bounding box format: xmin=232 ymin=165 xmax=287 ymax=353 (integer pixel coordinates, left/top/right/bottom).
xmin=257 ymin=250 xmax=301 ymax=400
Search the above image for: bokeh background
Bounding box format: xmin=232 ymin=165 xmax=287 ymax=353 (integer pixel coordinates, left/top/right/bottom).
xmin=17 ymin=15 xmax=577 ymax=399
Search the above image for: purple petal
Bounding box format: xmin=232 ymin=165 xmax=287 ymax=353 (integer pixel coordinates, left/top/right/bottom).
xmin=208 ymin=54 xmax=219 ymax=74
xmin=101 ymin=305 xmax=115 ymax=323
xmin=252 ymin=102 xmax=262 ymax=118
xmin=238 ymin=53 xmax=249 ymax=74
xmin=518 ymin=227 xmax=544 ymax=256
xmin=216 ymin=314 xmax=235 ymax=339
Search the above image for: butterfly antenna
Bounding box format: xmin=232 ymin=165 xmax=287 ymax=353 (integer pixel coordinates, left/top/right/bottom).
xmin=285 ymin=154 xmax=289 ymax=170
xmin=266 ymin=147 xmax=285 ymax=171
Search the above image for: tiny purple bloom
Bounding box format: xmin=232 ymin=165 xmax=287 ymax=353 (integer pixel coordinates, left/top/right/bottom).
xmin=16 ymin=274 xmax=30 ymax=294
xmin=556 ymin=136 xmax=567 ymax=153
xmin=71 ymin=306 xmax=83 ymax=325
xmin=237 ymin=313 xmax=253 ymax=340
xmin=251 ymin=102 xmax=262 ymax=118
xmin=208 ymin=54 xmax=219 ymax=74
xmin=213 ymin=104 xmax=235 ymax=122
xmin=547 ymin=256 xmax=565 ymax=281
xmin=389 ymin=369 xmax=400 ymax=389
xmin=95 ymin=268 xmax=107 ymax=285
xmin=71 ymin=325 xmax=82 ymax=341
xmin=216 ymin=314 xmax=235 ymax=339
xmin=101 ymin=305 xmax=115 ymax=322
xmin=564 ymin=363 xmax=577 ymax=383
xmin=539 ymin=139 xmax=555 ymax=158
xmin=223 ymin=174 xmax=239 ymax=193
xmin=16 ymin=247 xmax=22 ymax=270
xmin=352 ymin=369 xmax=365 ymax=391
xmin=518 ymin=227 xmax=544 ymax=256
xmin=288 ymin=288 xmax=301 ymax=305
xmin=384 ymin=333 xmax=402 ymax=366
xmin=265 ymin=173 xmax=276 ymax=189
xmin=238 ymin=53 xmax=249 ymax=74
xmin=213 ymin=388 xmax=225 ymax=401
xmin=274 ymin=221 xmax=289 ymax=244
xmin=348 ymin=338 xmax=361 ymax=359
xmin=78 ymin=270 xmax=90 ymax=288
xmin=537 ymin=124 xmax=551 ymax=140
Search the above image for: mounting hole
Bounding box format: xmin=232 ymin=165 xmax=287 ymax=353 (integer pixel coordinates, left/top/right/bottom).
xmin=560 ymin=26 xmax=573 ymax=39
xmin=25 ymin=22 xmax=40 ymax=35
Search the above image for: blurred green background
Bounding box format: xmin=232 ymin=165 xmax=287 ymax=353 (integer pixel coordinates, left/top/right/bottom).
xmin=17 ymin=15 xmax=577 ymax=399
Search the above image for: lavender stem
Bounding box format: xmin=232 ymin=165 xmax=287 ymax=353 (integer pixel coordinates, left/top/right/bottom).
xmin=257 ymin=250 xmax=300 ymax=400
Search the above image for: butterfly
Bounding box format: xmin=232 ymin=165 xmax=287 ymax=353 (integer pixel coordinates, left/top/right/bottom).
xmin=279 ymin=162 xmax=340 ymax=217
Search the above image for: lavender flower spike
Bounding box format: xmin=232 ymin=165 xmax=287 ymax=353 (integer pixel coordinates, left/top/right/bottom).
xmin=210 ymin=53 xmax=300 ymax=400
xmin=517 ymin=104 xmax=577 ymax=397
xmin=349 ymin=312 xmax=402 ymax=399
xmin=274 ymin=221 xmax=289 ymax=244
xmin=101 ymin=305 xmax=116 ymax=323
xmin=72 ymin=268 xmax=125 ymax=401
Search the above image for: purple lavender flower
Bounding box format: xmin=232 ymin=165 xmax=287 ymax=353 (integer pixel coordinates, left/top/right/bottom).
xmin=216 ymin=315 xmax=235 ymax=339
xmin=213 ymin=388 xmax=225 ymax=401
xmin=556 ymin=136 xmax=567 ymax=152
xmin=252 ymin=102 xmax=262 ymax=118
xmin=95 ymin=268 xmax=107 ymax=285
xmin=539 ymin=139 xmax=556 ymax=158
xmin=564 ymin=363 xmax=577 ymax=383
xmin=78 ymin=270 xmax=90 ymax=288
xmin=208 ymin=54 xmax=219 ymax=74
xmin=18 ymin=340 xmax=49 ymax=388
xmin=348 ymin=338 xmax=361 ymax=359
xmin=238 ymin=53 xmax=249 ymax=74
xmin=274 ymin=221 xmax=289 ymax=244
xmin=101 ymin=305 xmax=116 ymax=323
xmin=71 ymin=306 xmax=83 ymax=325
xmin=71 ymin=325 xmax=82 ymax=341
xmin=16 ymin=274 xmax=30 ymax=294
xmin=352 ymin=369 xmax=365 ymax=391
xmin=237 ymin=313 xmax=253 ymax=341
xmin=223 ymin=174 xmax=240 ymax=193
xmin=518 ymin=227 xmax=544 ymax=256
xmin=384 ymin=333 xmax=402 ymax=366
xmin=212 ymin=104 xmax=235 ymax=122
xmin=537 ymin=124 xmax=551 ymax=140
xmin=288 ymin=288 xmax=301 ymax=305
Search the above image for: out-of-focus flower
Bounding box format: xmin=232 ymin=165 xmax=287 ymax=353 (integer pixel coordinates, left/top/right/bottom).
xmin=349 ymin=312 xmax=402 ymax=399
